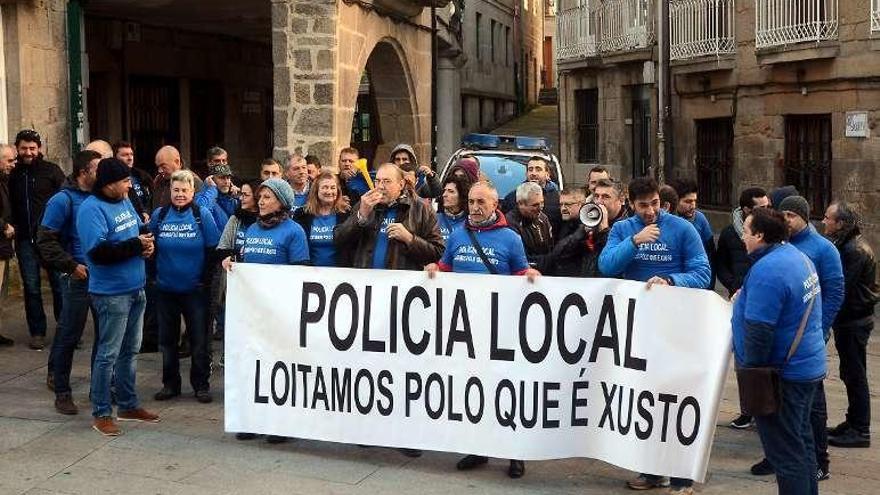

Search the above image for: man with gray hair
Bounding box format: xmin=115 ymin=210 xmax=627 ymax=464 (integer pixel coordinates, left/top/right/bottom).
xmin=505 ymin=181 xmax=553 ymax=271
xmin=285 ymin=154 xmax=310 ymax=212
xmin=822 ymin=201 xmax=879 ymax=448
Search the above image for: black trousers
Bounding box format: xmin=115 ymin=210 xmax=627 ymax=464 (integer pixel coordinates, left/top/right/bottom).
xmin=833 ymin=320 xmax=873 ymax=433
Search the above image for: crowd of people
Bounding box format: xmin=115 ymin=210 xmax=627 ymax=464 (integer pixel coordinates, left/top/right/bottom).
xmin=0 ymin=127 xmax=876 ymax=495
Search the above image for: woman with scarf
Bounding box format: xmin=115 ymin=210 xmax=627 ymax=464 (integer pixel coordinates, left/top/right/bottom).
xmin=293 ymin=171 xmax=351 ymax=267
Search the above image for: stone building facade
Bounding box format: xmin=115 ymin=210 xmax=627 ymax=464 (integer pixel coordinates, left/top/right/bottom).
xmin=1 ymin=0 xmax=545 ymax=179
xmin=557 ymin=0 xmax=880 ymax=245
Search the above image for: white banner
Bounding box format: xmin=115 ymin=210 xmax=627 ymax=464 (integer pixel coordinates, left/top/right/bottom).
xmin=225 ymin=264 xmax=731 ymax=482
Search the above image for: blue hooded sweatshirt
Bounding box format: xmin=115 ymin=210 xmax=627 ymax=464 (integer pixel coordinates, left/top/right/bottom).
xmin=732 ymin=243 xmax=826 ymax=381
xmin=789 ymin=224 xmax=844 ymax=335
xmin=150 ymin=204 xmax=221 ymax=293
xmin=599 ymin=210 xmax=711 ymax=289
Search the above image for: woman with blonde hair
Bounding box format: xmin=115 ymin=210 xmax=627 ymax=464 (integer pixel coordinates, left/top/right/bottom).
xmin=293 ymin=171 xmax=352 ymax=267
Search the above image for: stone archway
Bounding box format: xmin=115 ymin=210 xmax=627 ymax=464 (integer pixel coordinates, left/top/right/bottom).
xmin=272 ymin=0 xmax=431 ymax=168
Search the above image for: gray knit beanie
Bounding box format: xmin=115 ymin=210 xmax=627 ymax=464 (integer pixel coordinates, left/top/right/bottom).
xmin=260 ymin=178 xmax=297 ymax=211
xmin=779 ymin=195 xmax=810 ymax=223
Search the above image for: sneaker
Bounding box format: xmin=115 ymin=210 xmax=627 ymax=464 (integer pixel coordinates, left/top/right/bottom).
xmin=398 ymin=448 xmax=422 ymax=458
xmin=729 ymin=414 xmax=753 ymax=429
xmin=46 ymin=372 xmax=54 ymax=392
xmin=626 ymin=475 xmax=670 ymax=490
xmin=194 ymin=390 xmax=213 ymax=404
xmin=508 ymin=459 xmax=525 ymax=478
xmin=235 ymin=432 xmax=257 ymax=440
xmin=817 ymin=467 xmax=830 ymax=481
xmin=0 ymin=334 xmax=13 ymax=346
xmin=827 ymin=420 xmax=851 ymax=437
xmin=456 ymin=455 xmax=488 ymax=470
xmin=667 ymin=487 xmax=695 ymax=495
xmin=750 ymin=458 xmax=774 ymax=476
xmin=93 ymin=416 xmax=122 ymax=436
xmin=117 ymin=408 xmax=160 ymax=423
xmin=266 ymin=435 xmax=288 ymax=444
xmin=153 ymin=387 xmax=180 ymax=401
xmin=29 ymin=335 xmax=45 ymax=350
xmin=828 ymin=427 xmax=870 ymax=448
xmin=54 ymin=394 xmax=79 ymax=415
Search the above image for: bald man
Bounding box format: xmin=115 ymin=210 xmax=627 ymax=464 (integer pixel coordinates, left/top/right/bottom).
xmin=85 ymin=140 xmax=113 ymax=159
xmin=154 ymin=146 xmax=203 ymax=208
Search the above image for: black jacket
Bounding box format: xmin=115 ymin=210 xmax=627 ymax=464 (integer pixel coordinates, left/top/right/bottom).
xmin=505 ymin=208 xmax=554 ymax=271
xmin=128 ymin=167 xmax=155 ymax=217
xmin=293 ymin=209 xmax=353 ymax=267
xmin=715 ymin=223 xmax=750 ymax=297
xmin=545 ymin=207 xmax=628 ymax=278
xmin=0 ymin=173 xmax=13 ymax=260
xmin=501 ymin=182 xmax=562 ymax=234
xmin=8 ymin=155 xmax=65 ymax=240
xmin=833 ymin=227 xmax=880 ymax=324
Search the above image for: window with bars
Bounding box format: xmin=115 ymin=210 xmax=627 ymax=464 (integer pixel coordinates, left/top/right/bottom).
xmin=784 ymin=114 xmax=832 ymax=217
xmin=575 ymin=88 xmax=598 ymax=163
xmin=695 ymin=118 xmax=733 ymax=208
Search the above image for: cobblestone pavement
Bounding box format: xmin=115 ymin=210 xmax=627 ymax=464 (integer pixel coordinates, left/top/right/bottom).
xmin=0 ymin=287 xmax=878 ymax=494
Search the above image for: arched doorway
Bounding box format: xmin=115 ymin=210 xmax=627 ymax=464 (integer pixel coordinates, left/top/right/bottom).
xmin=349 ymin=39 xmax=419 ymax=168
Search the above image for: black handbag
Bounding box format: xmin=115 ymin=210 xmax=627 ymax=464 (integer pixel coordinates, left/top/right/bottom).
xmin=736 ymin=293 xmax=815 ymax=417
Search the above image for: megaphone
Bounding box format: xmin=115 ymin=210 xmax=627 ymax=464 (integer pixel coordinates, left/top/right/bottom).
xmin=579 ymin=203 xmax=604 ymax=229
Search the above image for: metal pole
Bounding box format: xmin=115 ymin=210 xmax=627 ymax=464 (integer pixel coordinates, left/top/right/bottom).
xmin=656 ymin=0 xmax=670 ymax=183
xmin=67 ymin=0 xmax=85 ymax=154
xmin=431 ymin=2 xmax=438 ymax=171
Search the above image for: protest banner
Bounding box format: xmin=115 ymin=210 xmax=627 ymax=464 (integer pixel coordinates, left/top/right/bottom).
xmin=225 ymin=264 xmax=731 ymax=481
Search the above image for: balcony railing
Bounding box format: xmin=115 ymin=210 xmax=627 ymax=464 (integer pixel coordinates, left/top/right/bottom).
xmin=670 ymin=0 xmax=735 ymax=60
xmin=598 ymin=0 xmax=655 ymax=52
xmin=755 ymin=0 xmax=838 ymax=48
xmin=557 ymin=3 xmax=599 ymax=61
xmin=873 ymin=0 xmax=880 ymax=34
xmin=556 ymin=0 xmax=654 ymax=62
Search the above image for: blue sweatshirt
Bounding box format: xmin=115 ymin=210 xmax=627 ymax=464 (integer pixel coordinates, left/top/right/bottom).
xmin=242 ymin=219 xmax=310 ymax=265
xmin=371 ymin=208 xmax=397 ymax=269
xmin=216 ymin=192 xmax=239 ymax=219
xmin=194 ymin=184 xmax=230 ymax=231
xmin=76 ymin=196 xmax=145 ymax=295
xmin=150 ymin=205 xmax=221 ymax=293
xmin=732 ymin=243 xmax=826 ymax=381
xmin=599 ymin=210 xmax=711 ymax=289
xmin=41 ymin=187 xmax=91 ymax=264
xmin=692 ymin=210 xmax=714 ymax=243
xmin=439 ymin=214 xmax=529 ymax=275
xmin=789 ymin=224 xmax=844 ymax=335
xmin=437 ymin=210 xmax=467 ymax=242
xmin=308 ymin=214 xmax=337 ymax=267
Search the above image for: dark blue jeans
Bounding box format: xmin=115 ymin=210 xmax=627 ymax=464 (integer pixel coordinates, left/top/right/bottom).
xmin=810 ymin=381 xmax=829 ymax=471
xmin=15 ymin=238 xmax=62 ymax=336
xmin=755 ymin=379 xmax=819 ymax=495
xmin=157 ymin=289 xmax=210 ymax=392
xmin=49 ymin=275 xmax=97 ymax=395
xmin=90 ymin=290 xmax=146 ymax=417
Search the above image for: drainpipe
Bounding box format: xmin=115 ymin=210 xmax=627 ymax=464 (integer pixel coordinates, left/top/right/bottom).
xmin=67 ymin=0 xmax=85 ymax=153
xmin=431 ymin=1 xmax=438 ymax=170
xmin=656 ymin=0 xmax=670 ymax=183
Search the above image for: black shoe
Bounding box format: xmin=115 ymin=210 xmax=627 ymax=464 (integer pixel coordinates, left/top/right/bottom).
xmin=508 ymin=459 xmax=525 ymax=478
xmin=54 ymin=393 xmax=79 ymax=415
xmin=398 ymin=448 xmax=422 ymax=458
xmin=827 ymin=420 xmax=850 ymax=437
xmin=235 ymin=432 xmax=257 ymax=440
xmin=750 ymin=458 xmax=774 ymax=476
xmin=154 ymin=387 xmax=180 ymax=401
xmin=29 ymin=335 xmax=45 ymax=350
xmin=0 ymin=334 xmax=13 ymax=346
xmin=817 ymin=467 xmax=831 ymax=481
xmin=828 ymin=427 xmax=871 ymax=448
xmin=266 ymin=435 xmax=288 ymax=444
xmin=456 ymin=455 xmax=488 ymax=470
xmin=729 ymin=414 xmax=753 ymax=429
xmin=194 ymin=390 xmax=213 ymax=404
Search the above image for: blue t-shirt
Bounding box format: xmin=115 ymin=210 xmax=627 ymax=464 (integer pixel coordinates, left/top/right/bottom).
xmin=437 ymin=210 xmax=467 ymax=242
xmin=242 ymin=219 xmax=310 ymax=265
xmin=76 ymin=196 xmax=145 ymax=295
xmin=150 ymin=205 xmax=221 ymax=293
xmin=309 ymin=214 xmax=338 ymax=267
xmin=599 ymin=210 xmax=711 ymax=289
xmin=732 ymin=243 xmax=826 ymax=381
xmin=371 ymin=209 xmax=398 ymax=269
xmin=440 ymin=226 xmax=529 ymax=275
xmin=41 ymin=188 xmax=90 ymax=264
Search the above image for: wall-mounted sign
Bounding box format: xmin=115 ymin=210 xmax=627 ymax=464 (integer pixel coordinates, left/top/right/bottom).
xmin=846 ymin=111 xmax=869 ymax=138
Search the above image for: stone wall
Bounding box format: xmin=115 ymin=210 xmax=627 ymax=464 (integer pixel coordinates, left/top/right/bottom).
xmin=2 ymin=0 xmax=71 ymax=169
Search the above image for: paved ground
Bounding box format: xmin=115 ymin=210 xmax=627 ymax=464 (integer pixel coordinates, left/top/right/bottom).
xmin=1 ymin=277 xmax=879 ymax=493
xmin=492 ymin=105 xmax=560 ymax=157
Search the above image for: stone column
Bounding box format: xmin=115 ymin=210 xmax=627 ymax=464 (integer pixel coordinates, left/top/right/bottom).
xmin=436 ymin=54 xmax=463 ymax=166
xmin=272 ymin=0 xmax=337 ymax=165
